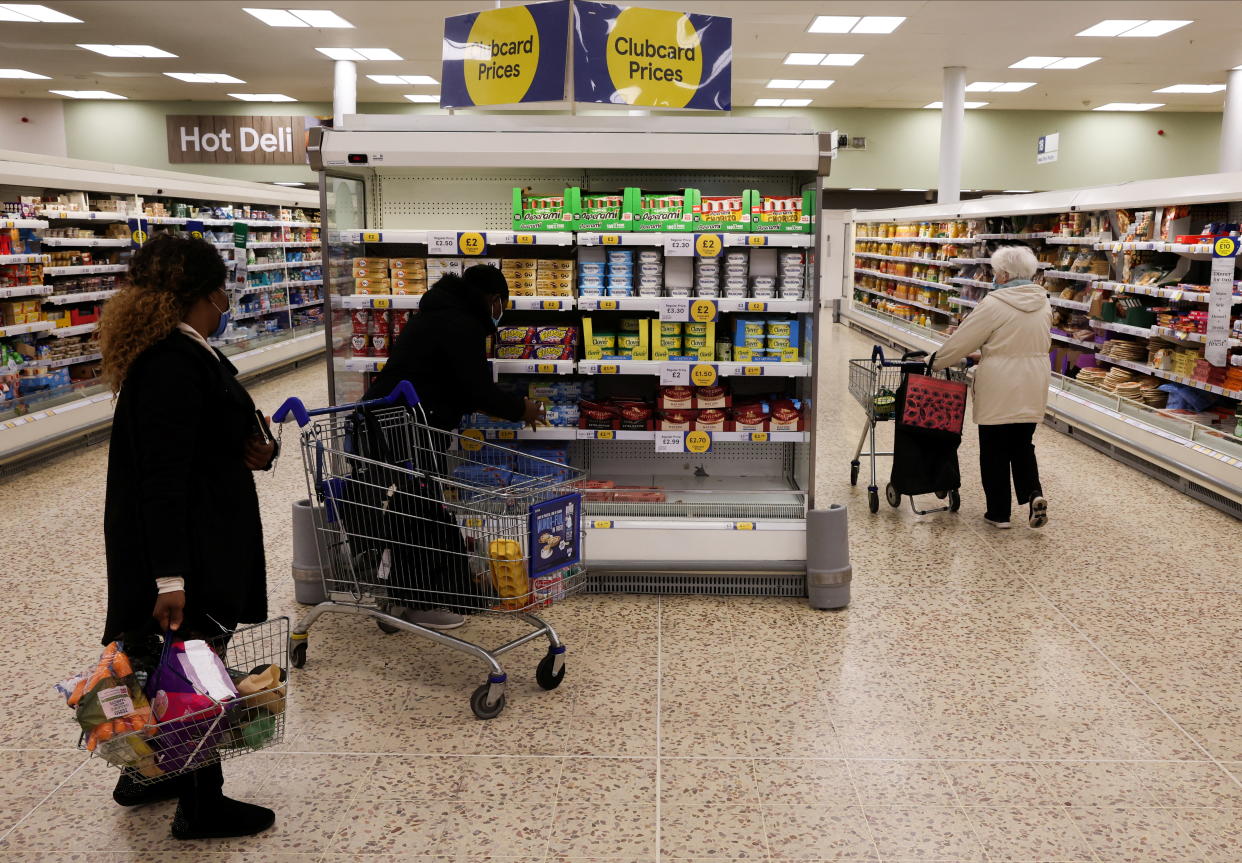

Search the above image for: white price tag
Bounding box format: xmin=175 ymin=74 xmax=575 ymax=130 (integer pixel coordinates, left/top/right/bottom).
xmin=664 ymin=235 xmax=693 ymax=256
xmin=660 ymin=297 xmax=690 ymax=321
xmin=660 ymin=363 xmax=690 ymax=385
xmin=427 ymin=231 xmax=458 ymax=255
xmin=655 ymin=431 xmax=685 ymax=452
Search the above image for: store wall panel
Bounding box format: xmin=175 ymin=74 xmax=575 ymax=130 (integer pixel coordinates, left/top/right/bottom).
xmin=0 ymin=98 xmax=66 ymax=157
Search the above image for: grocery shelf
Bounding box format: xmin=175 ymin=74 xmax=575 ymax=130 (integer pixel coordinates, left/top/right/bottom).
xmin=0 ymin=285 xmax=52 ymax=299
xmin=45 ymin=289 xmax=120 ymax=305
xmin=853 ymin=285 xmax=956 ymax=316
xmin=331 ymin=228 xmax=575 ymax=246
xmin=48 ymin=322 xmax=98 ymax=338
xmin=510 ymin=296 xmax=575 ymax=310
xmin=246 ymin=261 xmax=288 ymax=272
xmin=27 ymin=352 xmax=101 ymax=369
xmin=38 ymin=210 xmax=129 ymax=222
xmin=1096 ymin=240 xmax=1222 ymax=258
xmin=574 ymin=429 xmax=808 ymax=442
xmin=1091 ymin=320 xmax=1153 ymax=338
xmin=0 ymin=321 xmax=55 ymax=337
xmin=1046 ymin=235 xmax=1107 ymax=245
xmin=289 ymin=299 xmax=324 ymax=311
xmin=1096 ymin=354 xmax=1242 ymax=399
xmin=0 ymin=254 xmax=48 ymax=265
xmin=44 ymin=264 xmax=127 ymax=276
xmin=1044 ymin=270 xmax=1108 ymax=282
xmin=492 ymin=358 xmax=576 ymax=375
xmin=1051 ymin=331 xmax=1099 ymax=349
xmin=855 ymin=267 xmax=956 ymax=292
xmin=574 ymin=296 xmax=810 ymax=314
xmin=1100 ymin=280 xmax=1240 ymax=303
xmin=246 ymin=241 xmax=286 ymax=249
xmin=0 ymin=219 xmax=48 ymax=230
xmin=234 ymin=305 xmax=291 ymax=321
xmin=949 ymin=277 xmax=993 ymax=289
xmin=854 ymin=252 xmax=956 ymax=267
xmin=722 ymin=233 xmax=813 ymax=248
xmin=1150 ymin=326 xmax=1242 ymax=348
xmin=465 ymin=427 xmax=579 ymax=441
xmin=949 ymin=296 xmax=980 ymax=308
xmin=1048 ymin=296 xmax=1091 ymax=311
xmin=287 ymin=278 xmax=323 ymax=287
xmin=855 ymin=235 xmax=978 ymax=244
xmin=334 ymin=294 xmax=423 ymax=310
xmin=577 ymin=359 xmax=812 ymax=377
xmin=39 ymin=237 xmax=130 ymax=248
xmin=975 ymin=231 xmax=1055 ymax=240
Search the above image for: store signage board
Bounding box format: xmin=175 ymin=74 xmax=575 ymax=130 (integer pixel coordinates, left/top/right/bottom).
xmin=572 ymin=1 xmax=732 ymax=109
xmin=441 ymin=0 xmax=570 ymax=108
xmin=1206 ymin=236 xmax=1238 ymax=366
xmin=1037 ymin=132 xmax=1059 ymax=165
xmin=166 ymin=115 xmax=308 ymax=165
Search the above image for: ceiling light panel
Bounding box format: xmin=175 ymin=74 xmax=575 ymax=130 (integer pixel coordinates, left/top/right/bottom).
xmin=754 ymin=98 xmax=783 ymax=106
xmin=1093 ymin=102 xmax=1163 ymax=111
xmin=1154 ymin=84 xmax=1225 ymax=94
xmin=367 ymin=74 xmax=438 ymax=85
xmin=0 ymin=4 xmax=80 ymax=23
xmin=243 ymin=7 xmax=352 ymax=27
xmin=317 ymin=48 xmax=403 ymax=61
xmin=848 ymin=187 xmax=877 ymax=191
xmin=0 ymin=68 xmax=50 ymax=78
xmin=228 ymin=93 xmax=297 ymax=101
xmin=767 ymin=79 xmax=801 ymax=88
xmin=967 ymin=81 xmax=1036 ymax=92
xmin=1047 ymin=56 xmax=1100 ymax=69
xmin=404 ymin=94 xmax=440 ymax=103
xmin=782 ymin=98 xmax=812 ymax=107
xmin=851 ymin=16 xmax=905 ymax=34
xmin=821 ymin=53 xmax=864 ymax=66
xmin=77 ymin=44 xmax=177 ymax=58
xmin=784 ymin=53 xmax=824 ymax=65
xmin=164 ymin=72 xmax=246 ymax=83
xmin=924 ymin=101 xmax=988 ymax=109
xmin=1078 ymin=18 xmax=1191 ymax=37
xmin=1076 ymin=19 xmax=1145 ymax=36
xmin=807 ymin=16 xmax=858 ymax=33
xmin=50 ymin=90 xmax=126 ymax=99
xmin=799 ymin=79 xmax=834 ymax=89
xmin=806 ymin=15 xmax=903 ymax=34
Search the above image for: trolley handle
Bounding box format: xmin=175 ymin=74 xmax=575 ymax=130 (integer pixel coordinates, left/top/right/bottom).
xmin=273 ymin=380 xmax=422 ymax=428
xmin=871 ymin=345 xmax=930 ymax=367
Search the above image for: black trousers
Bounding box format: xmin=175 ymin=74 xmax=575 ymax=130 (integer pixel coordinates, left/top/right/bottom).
xmin=978 ymin=423 xmax=1042 ymax=521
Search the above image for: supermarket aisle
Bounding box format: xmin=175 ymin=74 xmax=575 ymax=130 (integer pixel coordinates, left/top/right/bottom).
xmin=2 ymin=326 xmax=1242 ymax=862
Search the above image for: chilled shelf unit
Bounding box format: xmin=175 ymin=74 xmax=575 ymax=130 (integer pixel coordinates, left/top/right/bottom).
xmin=839 ymin=172 xmax=1242 ymax=515
xmin=310 ymin=115 xmax=829 ymax=589
xmin=0 ymin=149 xmax=324 ymax=465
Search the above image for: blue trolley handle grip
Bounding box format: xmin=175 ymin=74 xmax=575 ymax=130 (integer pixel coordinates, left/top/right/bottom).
xmin=273 ymin=380 xmax=422 ymax=428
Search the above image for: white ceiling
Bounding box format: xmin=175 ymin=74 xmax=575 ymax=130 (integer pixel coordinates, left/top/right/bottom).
xmin=1 ymin=0 xmax=1240 ymax=111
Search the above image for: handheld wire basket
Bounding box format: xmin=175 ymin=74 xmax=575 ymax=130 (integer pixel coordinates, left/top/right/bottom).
xmin=75 ymin=618 xmax=290 ymax=785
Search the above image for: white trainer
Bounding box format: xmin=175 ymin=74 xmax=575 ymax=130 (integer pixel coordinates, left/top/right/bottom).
xmin=1029 ymin=496 xmax=1048 ymax=529
xmin=983 ymin=516 xmax=1011 ymax=529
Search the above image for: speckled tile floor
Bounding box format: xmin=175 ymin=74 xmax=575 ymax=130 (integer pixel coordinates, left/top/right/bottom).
xmin=2 ymin=324 xmax=1241 ymax=862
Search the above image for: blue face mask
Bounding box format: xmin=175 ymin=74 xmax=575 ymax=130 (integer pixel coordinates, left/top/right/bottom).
xmin=491 ymin=312 xmax=503 ymax=327
xmin=210 ymin=295 xmax=230 ymax=339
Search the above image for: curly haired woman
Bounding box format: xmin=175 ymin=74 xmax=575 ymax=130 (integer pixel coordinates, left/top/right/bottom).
xmin=98 ymin=234 xmax=276 ymax=840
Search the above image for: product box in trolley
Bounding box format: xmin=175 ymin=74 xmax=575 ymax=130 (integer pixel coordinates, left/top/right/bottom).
xmin=748 ymin=190 xmax=816 ymax=233
xmin=572 ymin=187 xmax=639 ymax=232
xmin=693 ymin=190 xmax=756 ymax=233
xmin=512 ymin=187 xmax=574 ymax=231
xmin=632 ymin=189 xmax=698 ymax=233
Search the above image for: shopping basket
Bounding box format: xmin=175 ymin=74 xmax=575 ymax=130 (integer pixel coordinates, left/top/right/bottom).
xmin=66 ymin=618 xmax=289 ymax=785
xmin=273 ymin=380 xmax=587 ymax=719
xmin=848 ymin=345 xmax=968 ymax=515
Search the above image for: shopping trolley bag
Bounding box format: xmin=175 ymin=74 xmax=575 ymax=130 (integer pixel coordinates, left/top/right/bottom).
xmin=890 ymin=359 xmax=964 ymax=498
xmin=896 ymin=366 xmax=968 ymax=437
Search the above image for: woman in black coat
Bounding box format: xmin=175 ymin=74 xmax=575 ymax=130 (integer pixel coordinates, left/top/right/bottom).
xmin=98 ymin=234 xmax=276 ymax=840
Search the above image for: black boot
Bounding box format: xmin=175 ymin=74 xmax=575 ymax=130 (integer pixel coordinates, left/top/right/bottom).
xmin=113 ymin=768 xmax=181 ymax=807
xmin=171 ymin=794 xmax=276 ymax=840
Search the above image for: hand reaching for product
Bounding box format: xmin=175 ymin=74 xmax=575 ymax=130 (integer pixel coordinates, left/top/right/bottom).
xmin=522 ymin=398 xmax=547 ymax=431
xmin=152 ymin=589 xmax=185 ymax=631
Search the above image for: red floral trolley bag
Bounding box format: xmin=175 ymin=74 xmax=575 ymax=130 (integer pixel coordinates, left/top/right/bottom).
xmin=895 ymin=362 xmax=968 ymax=437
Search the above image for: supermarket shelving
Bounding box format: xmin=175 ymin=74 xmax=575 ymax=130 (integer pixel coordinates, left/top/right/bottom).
xmin=1043 ymin=270 xmax=1108 ymax=282
xmin=1047 ymin=296 xmax=1092 ymax=311
xmin=0 ymin=254 xmax=48 ymax=265
xmin=0 ymin=321 xmax=54 ymax=337
xmin=1051 ymin=331 xmax=1100 ymax=349
xmin=48 ymin=322 xmax=98 ymax=338
xmin=949 ymin=277 xmax=993 ymax=289
xmin=1046 ymin=235 xmax=1107 ymax=245
xmin=855 ymin=267 xmax=955 ymax=292
xmin=1090 ymin=320 xmax=1153 ymax=338
xmin=0 ymin=285 xmax=52 ymax=299
xmin=43 ymin=264 xmax=128 ymax=276
xmin=1096 ymin=354 xmax=1242 ymax=400
xmin=852 ymin=252 xmax=957 ymax=267
xmin=45 ymin=289 xmax=119 ymax=305
xmin=39 ymin=237 xmax=129 ymax=248
xmin=1101 ymin=280 xmax=1240 ymax=303
xmin=853 ymin=285 xmax=954 ymax=316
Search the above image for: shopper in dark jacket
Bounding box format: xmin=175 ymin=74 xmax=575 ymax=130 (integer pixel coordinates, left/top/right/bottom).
xmin=365 ymin=264 xmax=544 ymax=430
xmin=98 ymin=234 xmax=276 ymax=840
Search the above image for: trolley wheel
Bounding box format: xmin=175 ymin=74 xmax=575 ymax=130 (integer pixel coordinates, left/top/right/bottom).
xmin=935 ymin=489 xmax=948 ymax=500
xmin=376 ymin=617 xmax=401 ymax=634
xmin=868 ymin=488 xmax=880 ymax=513
xmin=536 ymin=649 xmax=566 ymax=691
xmin=849 ymin=460 xmax=860 ymax=486
xmin=948 ymin=489 xmax=961 ymax=512
xmin=885 ymin=483 xmax=901 ymax=508
xmin=470 ymin=683 xmax=507 ymax=720
xmin=289 ymin=640 xmax=307 ymax=669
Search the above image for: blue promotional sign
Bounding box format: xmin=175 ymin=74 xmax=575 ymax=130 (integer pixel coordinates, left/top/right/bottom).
xmin=127 ymin=217 xmax=149 ymax=248
xmin=185 ymin=219 xmax=205 ymax=240
xmin=528 ymin=491 xmax=581 ymax=578
xmin=572 ymin=1 xmax=731 ymax=110
xmin=441 ymin=0 xmax=570 ymax=109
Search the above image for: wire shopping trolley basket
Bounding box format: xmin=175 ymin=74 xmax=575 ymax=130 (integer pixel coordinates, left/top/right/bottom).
xmin=848 ymin=345 xmax=968 ymax=515
xmin=60 ymin=618 xmax=290 ymax=785
xmin=273 ymin=381 xmax=587 ymax=719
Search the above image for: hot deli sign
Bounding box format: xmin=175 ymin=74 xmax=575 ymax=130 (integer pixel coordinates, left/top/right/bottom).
xmin=166 ymin=115 xmax=308 ymax=164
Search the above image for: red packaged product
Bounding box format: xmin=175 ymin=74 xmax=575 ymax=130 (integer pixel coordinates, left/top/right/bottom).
xmin=578 ymin=399 xmax=619 ymax=430
xmin=617 ymin=400 xmax=654 ymax=431
xmin=694 ymin=384 xmax=731 ymax=409
xmin=370 ymin=332 xmax=389 ymax=358
xmin=658 ymin=386 xmax=693 ymax=410
xmin=695 ymin=408 xmax=727 ymax=432
xmin=390 ymin=310 xmax=409 ymax=339
xmin=575 ymin=479 xmax=617 ymax=501
xmin=349 ymin=332 xmax=371 ymax=357
xmin=370 ymin=310 xmax=389 ymax=335
xmin=730 ymin=402 xmax=768 ymax=432
xmin=769 ymin=399 xmax=803 ymax=432
xmin=350 ymin=308 xmax=371 ymax=333
xmin=658 ymin=408 xmax=696 ymax=431
xmin=612 ymin=488 xmax=667 ymax=503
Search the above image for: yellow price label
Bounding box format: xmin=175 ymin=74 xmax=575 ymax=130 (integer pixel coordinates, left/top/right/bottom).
xmin=596 ymin=429 xmax=615 ymax=439
xmin=458 ymin=231 xmax=486 ymax=255
xmin=690 ymin=363 xmax=717 ymax=387
xmin=374 ymin=360 xmax=387 ymax=371
xmin=689 ymin=299 xmax=717 ymax=323
xmin=515 ymin=233 xmax=535 ymax=244
xmin=749 ymin=432 xmax=769 ymax=442
xmin=601 ymin=234 xmax=620 ymax=245
xmin=371 ymin=297 xmax=390 ymax=309
xmin=747 ymin=235 xmax=767 ymax=246
xmin=592 ymin=520 xmax=613 ymax=529
xmin=599 ymin=299 xmax=618 ymax=310
xmin=461 ymin=429 xmax=485 ymax=452
xmin=743 ymin=365 xmax=763 ymax=376
xmin=1214 ymin=236 xmax=1237 ymax=257
xmin=694 ymin=233 xmax=722 ymax=257
xmin=734 ymin=521 xmax=755 ymax=530
xmin=747 ymin=301 xmax=767 ymax=312
xmin=541 ymin=300 xmax=561 ymax=310
xmin=599 ymin=364 xmax=619 ymax=374
xmin=131 ymin=229 xmax=148 ymax=245
xmin=536 ymin=363 xmax=555 ymax=374
xmin=497 ymin=429 xmax=517 ymax=440
xmin=362 ymin=231 xmax=382 ymax=243
xmin=189 ymin=230 xmax=204 ymax=240
xmin=685 ymin=430 xmax=712 ymax=453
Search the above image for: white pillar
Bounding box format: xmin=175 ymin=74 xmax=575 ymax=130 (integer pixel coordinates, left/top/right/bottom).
xmin=938 ymin=66 xmax=966 ymax=204
xmin=333 ymin=60 xmax=357 ymax=129
xmin=1219 ymin=67 xmax=1242 ymax=173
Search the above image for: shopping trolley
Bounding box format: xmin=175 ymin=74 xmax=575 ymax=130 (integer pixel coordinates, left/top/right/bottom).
xmin=273 ymin=381 xmax=587 ymax=719
xmin=848 ymin=345 xmax=966 ymax=515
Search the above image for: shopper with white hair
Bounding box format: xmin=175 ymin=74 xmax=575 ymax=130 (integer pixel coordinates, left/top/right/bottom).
xmin=932 ymin=244 xmax=1053 ymax=528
